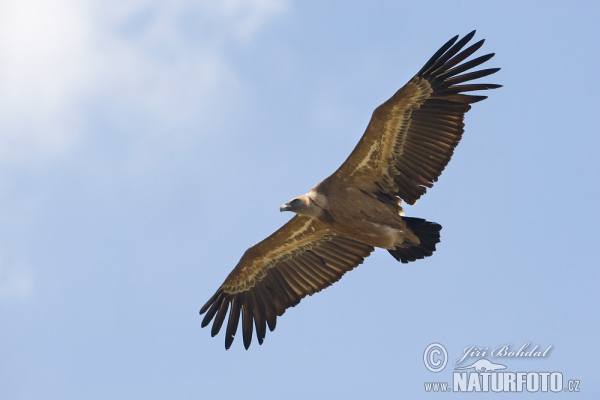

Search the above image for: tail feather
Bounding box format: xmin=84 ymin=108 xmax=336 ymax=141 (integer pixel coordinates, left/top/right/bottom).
xmin=388 ymin=217 xmax=442 ymax=263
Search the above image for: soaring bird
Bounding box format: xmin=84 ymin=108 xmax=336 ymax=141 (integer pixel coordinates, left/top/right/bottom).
xmin=200 ymin=31 xmax=500 ymax=349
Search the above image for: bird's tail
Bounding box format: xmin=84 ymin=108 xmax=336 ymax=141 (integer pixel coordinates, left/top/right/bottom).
xmin=387 ymin=217 xmax=442 ymax=263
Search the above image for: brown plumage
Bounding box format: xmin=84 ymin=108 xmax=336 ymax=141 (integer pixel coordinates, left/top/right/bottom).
xmin=200 ymin=31 xmax=501 ymax=349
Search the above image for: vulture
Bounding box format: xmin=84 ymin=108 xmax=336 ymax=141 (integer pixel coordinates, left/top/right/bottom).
xmin=200 ymin=31 xmax=500 ymax=349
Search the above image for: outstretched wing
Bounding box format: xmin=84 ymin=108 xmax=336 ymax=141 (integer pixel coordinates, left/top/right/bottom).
xmin=200 ymin=216 xmax=374 ymax=349
xmin=335 ymin=31 xmax=501 ymax=205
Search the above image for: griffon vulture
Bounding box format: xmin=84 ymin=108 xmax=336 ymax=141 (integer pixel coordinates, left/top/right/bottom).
xmin=200 ymin=31 xmax=500 ymax=349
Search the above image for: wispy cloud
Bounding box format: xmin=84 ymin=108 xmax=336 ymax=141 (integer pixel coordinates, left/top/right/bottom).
xmin=0 ymin=0 xmax=288 ymax=163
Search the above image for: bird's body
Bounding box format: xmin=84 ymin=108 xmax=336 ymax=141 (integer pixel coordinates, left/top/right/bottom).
xmin=200 ymin=31 xmax=501 ymax=349
xmin=296 ymin=178 xmax=422 ymax=251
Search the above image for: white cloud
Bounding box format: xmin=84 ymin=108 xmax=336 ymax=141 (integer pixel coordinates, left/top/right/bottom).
xmin=0 ymin=0 xmax=288 ymax=163
xmin=0 ymin=0 xmax=93 ymax=160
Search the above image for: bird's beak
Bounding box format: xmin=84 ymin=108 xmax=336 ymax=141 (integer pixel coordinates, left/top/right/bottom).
xmin=280 ymin=203 xmax=291 ymax=212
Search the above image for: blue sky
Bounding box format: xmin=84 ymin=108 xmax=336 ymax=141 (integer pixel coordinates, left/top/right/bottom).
xmin=2 ymin=1 xmax=599 ymax=398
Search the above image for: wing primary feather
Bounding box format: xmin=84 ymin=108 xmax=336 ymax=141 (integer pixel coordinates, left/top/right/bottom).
xmin=225 ymin=297 xmax=241 ymax=349
xmin=433 ymin=83 xmax=502 ymax=95
xmin=200 ymin=290 xmax=220 ymax=315
xmin=428 ymin=39 xmax=485 ymax=78
xmin=444 ymin=68 xmax=501 ymax=86
xmin=241 ymin=297 xmax=254 ymax=350
xmin=253 ymin=282 xmax=274 ymax=323
xmin=211 ymin=297 xmax=230 ymax=337
xmin=416 ymin=34 xmax=461 ymax=76
xmin=254 ymin=281 xmax=278 ymax=331
xmin=437 ymin=53 xmax=496 ymax=81
xmin=249 ymin=290 xmax=267 ymax=345
xmin=423 ymin=32 xmax=478 ymax=77
xmin=200 ymin=291 xmax=223 ymax=327
xmin=444 ymin=94 xmax=488 ymax=104
xmin=423 ymin=98 xmax=472 ymax=111
xmin=266 ymin=314 xmax=277 ymax=332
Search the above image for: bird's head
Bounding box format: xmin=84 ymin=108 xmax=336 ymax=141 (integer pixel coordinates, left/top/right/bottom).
xmin=280 ymin=195 xmax=320 ymax=217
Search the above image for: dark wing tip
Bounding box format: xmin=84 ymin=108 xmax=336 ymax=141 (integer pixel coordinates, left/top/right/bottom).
xmin=201 ymin=284 xmax=277 ymax=350
xmin=483 ymin=83 xmax=503 ymax=89
xmin=416 ymin=34 xmax=460 ymax=76
xmin=460 ymin=30 xmax=477 ymax=48
xmin=417 ymin=31 xmax=479 ymax=77
xmin=418 ymin=31 xmax=501 ymax=87
xmin=467 ymin=95 xmax=488 ymax=104
xmin=199 ymin=290 xmax=219 ymax=315
xmin=386 ymin=31 xmax=500 ymax=205
xmin=224 ymin=297 xmax=241 ymax=349
xmin=242 ymin=301 xmax=254 ymax=350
